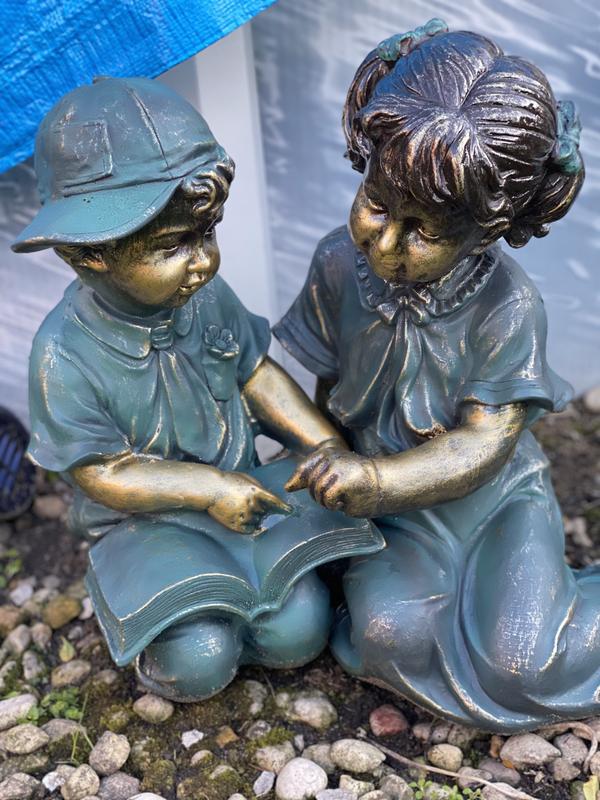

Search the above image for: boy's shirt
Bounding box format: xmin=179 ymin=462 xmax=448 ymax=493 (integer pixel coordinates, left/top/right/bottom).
xmin=28 ymin=275 xmax=270 ymax=537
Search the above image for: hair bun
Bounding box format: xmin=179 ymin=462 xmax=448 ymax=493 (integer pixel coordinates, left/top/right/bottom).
xmin=552 ymin=100 xmax=583 ymax=175
xmin=377 ymin=18 xmax=448 ymax=62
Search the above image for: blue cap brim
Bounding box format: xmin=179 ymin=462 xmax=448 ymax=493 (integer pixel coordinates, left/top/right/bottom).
xmin=11 ymin=178 xmax=181 ymax=253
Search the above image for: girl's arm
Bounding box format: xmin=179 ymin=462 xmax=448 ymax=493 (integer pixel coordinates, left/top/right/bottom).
xmin=71 ymin=455 xmax=290 ymax=534
xmin=286 ymin=402 xmax=526 ymax=517
xmin=242 ymin=357 xmax=347 ymax=452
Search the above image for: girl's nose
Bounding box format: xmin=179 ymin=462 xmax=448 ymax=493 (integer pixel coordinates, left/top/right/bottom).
xmin=377 ymin=221 xmax=404 ymax=256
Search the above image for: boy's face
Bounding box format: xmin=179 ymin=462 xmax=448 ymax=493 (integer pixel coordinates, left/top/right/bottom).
xmin=349 ymin=158 xmax=486 ymax=285
xmin=93 ymin=191 xmax=223 ymax=309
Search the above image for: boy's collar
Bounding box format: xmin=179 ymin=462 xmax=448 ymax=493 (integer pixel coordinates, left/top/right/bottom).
xmin=70 ymin=283 xmax=194 ymax=358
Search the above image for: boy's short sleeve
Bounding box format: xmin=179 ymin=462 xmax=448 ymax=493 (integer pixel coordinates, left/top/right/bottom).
xmin=28 ymin=337 xmax=130 ymax=473
xmin=460 ymin=291 xmax=573 ymax=423
xmin=272 ymin=239 xmax=341 ymax=380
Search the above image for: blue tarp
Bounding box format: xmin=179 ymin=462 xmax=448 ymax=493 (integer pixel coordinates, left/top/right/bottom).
xmin=0 ymin=0 xmax=276 ymax=173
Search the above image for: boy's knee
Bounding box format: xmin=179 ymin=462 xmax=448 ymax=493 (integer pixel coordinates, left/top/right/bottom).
xmin=249 ymin=573 xmax=332 ymax=667
xmin=138 ymin=615 xmax=243 ymax=702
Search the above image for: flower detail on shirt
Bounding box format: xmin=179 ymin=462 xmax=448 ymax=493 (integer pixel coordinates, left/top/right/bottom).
xmin=203 ymin=324 xmax=240 ymax=360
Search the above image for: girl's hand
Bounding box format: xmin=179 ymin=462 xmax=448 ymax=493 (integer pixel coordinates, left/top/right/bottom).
xmin=208 ymin=472 xmax=292 ymax=534
xmin=286 ymin=445 xmax=380 ymax=517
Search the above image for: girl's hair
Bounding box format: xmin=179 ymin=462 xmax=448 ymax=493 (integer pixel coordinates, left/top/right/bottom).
xmin=343 ymin=24 xmax=584 ymax=248
xmin=56 ymin=154 xmax=235 ymax=268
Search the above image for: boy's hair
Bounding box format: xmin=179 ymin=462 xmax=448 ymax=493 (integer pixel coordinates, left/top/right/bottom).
xmin=343 ymin=30 xmax=584 ymax=248
xmin=56 ymin=155 xmax=235 ymax=267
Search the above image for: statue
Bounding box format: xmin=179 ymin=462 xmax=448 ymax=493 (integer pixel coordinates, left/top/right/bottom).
xmin=12 ymin=76 xmax=384 ymax=701
xmin=275 ymin=21 xmax=599 ymax=731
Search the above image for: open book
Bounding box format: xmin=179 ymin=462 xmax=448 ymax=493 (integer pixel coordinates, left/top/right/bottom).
xmin=85 ymin=456 xmax=385 ymax=664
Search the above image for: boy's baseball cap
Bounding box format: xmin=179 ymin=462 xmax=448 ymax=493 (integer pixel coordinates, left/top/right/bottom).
xmin=12 ymin=76 xmax=227 ymax=253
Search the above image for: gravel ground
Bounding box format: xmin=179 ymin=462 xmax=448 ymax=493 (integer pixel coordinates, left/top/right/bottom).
xmin=0 ymin=398 xmax=598 ymax=800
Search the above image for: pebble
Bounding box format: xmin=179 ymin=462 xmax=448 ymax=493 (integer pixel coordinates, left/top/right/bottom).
xmin=378 ymin=774 xmax=414 ymax=800
xmin=132 ymin=695 xmax=173 ymax=724
xmin=411 ymin=722 xmax=432 ymax=742
xmin=215 ymin=725 xmax=238 ymax=747
xmin=430 ymin=722 xmax=452 ymax=744
xmin=21 ymin=651 xmax=45 ymax=684
xmin=316 ymin=792 xmax=354 ymax=800
xmin=244 ymin=680 xmax=268 ymax=715
xmin=180 ymin=730 xmax=204 ymax=749
xmin=253 ymin=771 xmax=276 ymax=797
xmin=457 ymin=767 xmax=493 ymax=789
xmin=42 ymin=719 xmax=85 ymax=742
xmin=0 ymin=724 xmax=49 ymax=755
xmin=9 ymin=583 xmax=34 ymax=608
xmin=583 ymin=385 xmax=600 ymax=413
xmin=427 ymin=743 xmax=463 ymax=772
xmin=43 ymin=595 xmax=82 ymax=629
xmin=189 ymin=750 xmax=212 ymax=767
xmin=499 ymin=733 xmax=560 ymax=768
xmin=97 ymin=772 xmax=140 ymax=800
xmin=590 ymin=751 xmax=600 ymax=776
xmin=338 ymin=775 xmax=374 ymax=796
xmin=0 ymin=695 xmax=37 ymax=732
xmin=294 ymin=735 xmax=305 ymax=752
xmin=34 ymin=495 xmax=66 ymax=519
xmin=0 ymin=773 xmax=42 ymax=800
xmin=209 ymin=766 xmax=237 ymax=781
xmin=446 ymin=724 xmax=480 ymax=749
xmin=61 ymin=765 xmax=100 ymax=800
xmin=275 ymin=758 xmax=328 ymax=800
xmin=5 ymin=625 xmax=31 ymax=657
xmin=79 ymin=598 xmax=94 ymax=620
xmin=564 ymin=517 xmax=593 ymax=548
xmin=89 ymin=732 xmax=131 ymax=776
xmin=228 ymin=796 xmax=247 ymax=800
xmin=256 ymin=742 xmax=296 ymax=774
xmin=482 ymin=784 xmax=520 ymax=800
xmin=360 ymin=793 xmax=389 ymax=800
xmin=550 ymin=757 xmax=580 ymax=781
xmin=43 ymin=767 xmax=76 ymax=792
xmin=30 ymin=623 xmax=52 ymax=651
xmin=302 ymin=744 xmax=336 ymax=775
xmin=93 ymin=670 xmax=119 ymax=687
xmin=51 ymin=659 xmax=91 ymax=687
xmin=288 ymin=691 xmax=338 ymax=730
xmin=330 ymin=740 xmax=385 ymax=773
xmin=478 ymin=758 xmax=521 ymax=787
xmin=0 ymin=607 xmax=26 ymax=637
xmin=130 ymin=795 xmax=167 ymax=800
xmin=553 ymin=732 xmax=588 ymax=765
xmin=369 ymin=705 xmax=409 ymax=737
xmin=246 ymin=721 xmax=272 ymax=740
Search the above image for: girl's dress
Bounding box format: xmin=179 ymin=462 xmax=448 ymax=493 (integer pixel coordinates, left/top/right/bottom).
xmin=274 ymin=225 xmax=600 ymax=731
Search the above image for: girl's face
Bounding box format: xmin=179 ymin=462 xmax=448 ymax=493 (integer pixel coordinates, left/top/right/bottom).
xmin=349 ymin=158 xmax=487 ymax=285
xmin=95 ymin=191 xmax=223 ymax=310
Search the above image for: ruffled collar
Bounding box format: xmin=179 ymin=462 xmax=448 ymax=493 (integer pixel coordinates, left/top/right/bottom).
xmin=355 ymin=244 xmax=499 ymax=326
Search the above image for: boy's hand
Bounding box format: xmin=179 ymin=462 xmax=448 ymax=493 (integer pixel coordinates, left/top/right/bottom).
xmin=286 ymin=444 xmax=380 ymax=517
xmin=208 ymin=472 xmax=292 ymax=534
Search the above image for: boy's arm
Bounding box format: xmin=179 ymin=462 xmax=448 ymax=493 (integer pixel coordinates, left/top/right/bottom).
xmin=286 ymin=402 xmax=526 ymax=517
xmin=241 ymin=357 xmax=347 ymax=453
xmin=71 ymin=454 xmax=289 ymax=534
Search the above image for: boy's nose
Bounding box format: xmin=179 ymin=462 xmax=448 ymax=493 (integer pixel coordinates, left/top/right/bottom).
xmin=377 ymin=222 xmax=404 ymax=256
xmin=187 ymin=250 xmax=212 ymax=274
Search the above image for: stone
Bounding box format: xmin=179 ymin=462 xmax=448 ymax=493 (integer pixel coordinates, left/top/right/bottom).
xmin=422 ymin=787 xmax=451 ymax=800
xmin=51 ymin=659 xmax=91 ymax=687
xmin=378 ymin=774 xmax=414 ymax=800
xmin=34 ymin=495 xmax=66 ymax=519
xmin=253 ymin=771 xmax=276 ymax=797
xmin=130 ymin=795 xmax=167 ymax=800
xmin=228 ymin=796 xmax=247 ymax=800
xmin=316 ymin=792 xmax=354 ymax=800
xmin=426 ymin=744 xmax=463 ymax=773
xmin=457 ymin=767 xmax=493 ymax=789
xmin=255 ymin=742 xmax=296 ymax=774
xmin=446 ymin=724 xmax=480 ymax=750
xmin=430 ymin=723 xmax=452 ymax=745
xmin=246 ymin=720 xmax=272 ymax=740
xmin=589 ymin=751 xmax=600 ymax=776
xmin=132 ymin=695 xmax=173 ymax=724
xmin=61 ymin=765 xmax=100 ymax=800
xmin=294 ymin=735 xmax=305 ymax=751
xmin=244 ymin=680 xmax=268 ymax=715
xmin=338 ymin=775 xmax=374 ymax=797
xmin=302 ymin=744 xmax=336 ymax=775
xmin=550 ymin=757 xmax=580 ymax=781
xmin=5 ymin=626 xmax=31 ymax=657
xmin=97 ymin=772 xmax=140 ymax=800
xmin=275 ymin=758 xmax=328 ymax=800
xmin=89 ymin=732 xmax=131 ymax=776
xmin=330 ymin=740 xmax=385 ymax=773
xmin=488 ymin=736 xmax=504 ymax=759
xmin=411 ymin=722 xmax=432 ymax=742
xmin=93 ymin=670 xmax=119 ymax=686
xmin=0 ymin=724 xmax=49 ymax=755
xmin=189 ymin=750 xmax=212 ymax=766
xmin=209 ymin=766 xmax=237 ymax=781
xmin=9 ymin=583 xmax=33 ymax=608
xmin=0 ymin=696 xmax=37 ymax=732
xmin=181 ymin=730 xmax=204 ymax=749
xmin=583 ymin=385 xmax=600 ymax=413
xmin=21 ymin=652 xmax=45 ymax=684
xmin=43 ymin=595 xmax=82 ymax=630
xmin=477 ymin=759 xmax=520 ymax=788
xmin=482 ymin=784 xmax=521 ymax=800
xmin=288 ymin=691 xmax=338 ymax=730
xmin=0 ymin=773 xmax=42 ymax=800
xmin=359 ymin=793 xmax=389 ymax=800
xmin=499 ymin=733 xmax=560 ymax=769
xmin=553 ymin=733 xmax=588 ymax=765
xmin=42 ymin=718 xmax=85 ymax=742
xmin=0 ymin=753 xmax=48 ymax=783
xmin=215 ymin=725 xmax=238 ymax=747
xmin=43 ymin=767 xmax=76 ymax=793
xmin=369 ymin=705 xmax=409 ymax=738
xmin=79 ymin=598 xmax=94 ymax=620
xmin=0 ymin=607 xmax=26 ymax=637
xmin=29 ymin=623 xmax=52 ymax=651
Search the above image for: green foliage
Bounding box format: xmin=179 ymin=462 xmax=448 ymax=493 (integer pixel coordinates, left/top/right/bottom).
xmin=28 ymin=687 xmax=85 ymax=723
xmin=409 ymin=778 xmax=482 ymax=800
xmin=0 ymin=547 xmax=23 ymax=588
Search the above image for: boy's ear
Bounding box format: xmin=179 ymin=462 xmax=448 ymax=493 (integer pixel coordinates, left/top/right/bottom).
xmin=80 ymin=249 xmax=109 ymax=273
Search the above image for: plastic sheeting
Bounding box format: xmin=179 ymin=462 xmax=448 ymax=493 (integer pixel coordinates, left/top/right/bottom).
xmin=0 ymin=0 xmax=276 ymax=173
